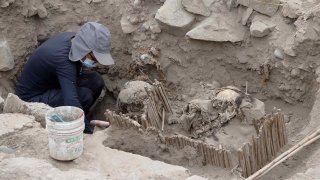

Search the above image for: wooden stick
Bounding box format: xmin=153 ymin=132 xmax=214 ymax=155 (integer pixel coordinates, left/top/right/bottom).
xmin=205 ymin=145 xmax=212 ymax=165
xmin=147 ymin=105 xmax=156 ymax=128
xmin=210 ymin=147 xmax=215 ymax=166
xmin=116 ymin=115 xmax=123 ymax=128
xmin=148 ymin=102 xmax=161 ymax=129
xmin=246 ymin=81 xmax=248 ymax=95
xmin=249 ymin=142 xmax=256 ymax=174
xmin=281 ymin=115 xmax=288 ymax=144
xmin=252 ymin=136 xmax=258 ymax=171
xmin=182 ymin=137 xmax=186 ymax=147
xmin=177 ymin=136 xmax=183 ymax=149
xmin=150 ymin=100 xmax=161 ymax=127
xmin=224 ymin=150 xmax=230 ymax=168
xmin=247 ymin=129 xmax=320 ymax=180
xmin=255 ymin=137 xmax=261 ymax=169
xmin=259 ymin=131 xmax=267 ymax=166
xmin=174 ymin=137 xmax=179 ymax=147
xmin=153 ymin=87 xmax=165 ymax=114
xmin=277 ymin=115 xmax=284 ymax=147
xmin=272 ymin=119 xmax=279 ymax=154
xmin=218 ymin=146 xmax=224 ymax=168
xmin=161 ymin=108 xmax=165 ymax=131
xmin=214 ymin=148 xmax=219 ymax=166
xmin=263 ymin=127 xmax=271 ymax=161
xmin=244 ymin=143 xmax=252 ymax=176
xmin=157 ymin=81 xmax=173 ymax=113
xmin=227 ymin=151 xmax=233 ymax=168
xmin=165 ymin=137 xmax=169 ymax=145
xmin=221 ymin=149 xmax=226 ymax=168
xmin=238 ymin=149 xmax=247 ymax=177
xmin=198 ymin=143 xmax=205 ymax=163
xmin=276 ymin=116 xmax=281 ymax=148
xmin=273 ymin=116 xmax=280 ymax=150
xmin=192 ymin=140 xmax=197 ymax=148
xmin=187 ymin=138 xmax=191 ymax=146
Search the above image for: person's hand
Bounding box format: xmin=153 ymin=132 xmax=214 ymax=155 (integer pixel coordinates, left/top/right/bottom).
xmin=90 ymin=120 xmax=110 ymax=129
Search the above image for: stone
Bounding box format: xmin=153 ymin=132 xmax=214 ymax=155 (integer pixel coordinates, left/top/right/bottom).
xmin=250 ymin=21 xmax=273 ymax=37
xmin=284 ymin=35 xmax=297 ymax=56
xmin=150 ymin=47 xmax=160 ymax=57
xmin=37 ymin=4 xmax=48 ymax=18
xmin=149 ymin=20 xmax=162 ymax=34
xmin=181 ymin=0 xmax=211 ymax=17
xmin=120 ymin=16 xmax=139 ymax=34
xmin=0 ymin=96 xmax=4 ymax=113
xmin=226 ymin=0 xmax=238 ymax=10
xmin=0 ymin=0 xmax=15 ymax=8
xmin=282 ymin=0 xmax=302 ymax=19
xmin=133 ymin=33 xmax=147 ymax=42
xmin=241 ymin=98 xmax=265 ymax=125
xmin=0 ymin=113 xmax=35 ymax=137
xmin=3 ymin=93 xmax=53 ymax=127
xmin=250 ymin=16 xmax=276 ymax=37
xmin=0 ymin=157 xmax=106 ymax=180
xmin=21 ymin=4 xmax=38 ymax=17
xmin=237 ymin=0 xmax=280 ymax=16
xmin=155 ymin=0 xmax=195 ymax=28
xmin=186 ymin=175 xmax=208 ymax=180
xmin=141 ymin=22 xmax=150 ymax=32
xmin=241 ymin=7 xmax=253 ymax=25
xmin=140 ymin=54 xmax=149 ymax=60
xmin=0 ymin=146 xmax=15 ymax=154
xmin=186 ymin=12 xmax=246 ymax=42
xmin=0 ymin=39 xmax=14 ymax=71
xmin=274 ymin=48 xmax=284 ymax=59
xmin=128 ymin=15 xmax=140 ymax=25
xmin=202 ymin=0 xmax=215 ymax=7
xmin=133 ymin=0 xmax=141 ymax=7
xmin=291 ymin=68 xmax=300 ymax=77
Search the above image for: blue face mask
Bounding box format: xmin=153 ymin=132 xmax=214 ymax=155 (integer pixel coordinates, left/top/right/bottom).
xmin=81 ymin=58 xmax=97 ymax=68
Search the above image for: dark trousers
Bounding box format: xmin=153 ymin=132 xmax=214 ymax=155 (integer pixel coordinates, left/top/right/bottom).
xmin=29 ymin=71 xmax=105 ymax=134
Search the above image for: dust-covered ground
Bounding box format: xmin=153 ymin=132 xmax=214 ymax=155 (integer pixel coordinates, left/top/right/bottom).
xmin=1 ymin=0 xmax=320 ymax=179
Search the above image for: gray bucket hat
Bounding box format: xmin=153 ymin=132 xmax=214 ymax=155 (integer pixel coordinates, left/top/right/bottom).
xmin=69 ymin=22 xmax=114 ymax=65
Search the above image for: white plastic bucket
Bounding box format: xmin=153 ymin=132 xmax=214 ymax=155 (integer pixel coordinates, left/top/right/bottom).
xmin=46 ymin=106 xmax=85 ymax=161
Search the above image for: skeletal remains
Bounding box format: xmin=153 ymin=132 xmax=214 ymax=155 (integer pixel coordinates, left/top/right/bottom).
xmin=117 ymin=81 xmax=265 ymax=139
xmin=179 ymin=86 xmax=265 ymax=138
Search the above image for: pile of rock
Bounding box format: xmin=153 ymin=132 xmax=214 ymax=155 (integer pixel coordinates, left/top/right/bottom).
xmin=0 ymin=39 xmax=14 ymax=72
xmin=153 ymin=0 xmax=281 ymax=42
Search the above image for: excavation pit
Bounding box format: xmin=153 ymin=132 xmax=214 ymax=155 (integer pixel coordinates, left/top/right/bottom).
xmin=102 ymin=77 xmax=314 ymax=179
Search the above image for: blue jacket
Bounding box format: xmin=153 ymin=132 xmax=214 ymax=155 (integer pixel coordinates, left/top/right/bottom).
xmin=16 ymin=32 xmax=83 ymax=109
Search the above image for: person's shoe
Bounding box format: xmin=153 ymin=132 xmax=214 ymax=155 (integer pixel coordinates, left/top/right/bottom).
xmin=90 ymin=120 xmax=110 ymax=129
